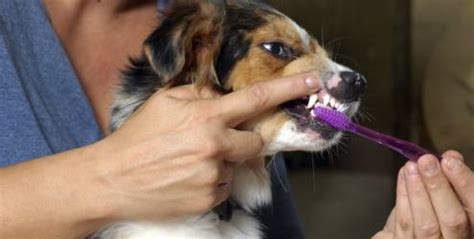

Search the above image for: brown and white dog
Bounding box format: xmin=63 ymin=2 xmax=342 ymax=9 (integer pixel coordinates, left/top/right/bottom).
xmin=93 ymin=0 xmax=366 ymax=238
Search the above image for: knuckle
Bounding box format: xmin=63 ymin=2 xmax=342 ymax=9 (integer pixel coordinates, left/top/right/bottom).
xmin=410 ymin=186 xmax=426 ymax=197
xmin=191 ymin=104 xmax=213 ymax=122
xmin=244 ymin=133 xmax=264 ymax=156
xmin=251 ymin=133 xmax=264 ymax=150
xmin=194 ymin=164 xmax=220 ymax=186
xmin=204 ymin=166 xmax=220 ymax=185
xmin=455 ymin=176 xmax=471 ymax=190
xmin=203 ymin=141 xmax=221 ymax=157
xmin=417 ymin=222 xmax=440 ymax=238
xmin=247 ymin=83 xmax=268 ymax=109
xmin=441 ymin=214 xmax=468 ymax=231
xmin=424 ymin=178 xmax=447 ymax=192
xmin=398 ymin=188 xmax=409 ymax=197
xmin=201 ymin=134 xmax=225 ymax=157
xmin=397 ymin=217 xmax=412 ymax=232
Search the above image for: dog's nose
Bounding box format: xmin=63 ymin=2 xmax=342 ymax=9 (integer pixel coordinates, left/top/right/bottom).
xmin=327 ymin=70 xmax=367 ymax=103
xmin=339 ymin=71 xmax=366 ymax=101
xmin=341 ymin=71 xmax=362 ymax=85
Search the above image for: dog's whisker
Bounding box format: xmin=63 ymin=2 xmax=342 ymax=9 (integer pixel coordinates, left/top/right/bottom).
xmin=332 ymin=54 xmax=361 ymax=69
xmin=311 ymin=152 xmax=317 ymax=193
xmin=325 ymin=36 xmax=351 ymax=48
xmin=271 ymin=154 xmax=288 ymax=193
xmin=320 ymin=27 xmax=325 ymax=49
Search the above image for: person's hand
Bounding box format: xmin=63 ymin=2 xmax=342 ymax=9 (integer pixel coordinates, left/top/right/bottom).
xmin=90 ymin=72 xmax=320 ymax=221
xmin=373 ymin=150 xmax=473 ymax=239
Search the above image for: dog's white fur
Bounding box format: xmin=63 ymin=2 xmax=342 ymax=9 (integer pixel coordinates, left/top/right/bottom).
xmin=94 ymin=211 xmax=262 ymax=239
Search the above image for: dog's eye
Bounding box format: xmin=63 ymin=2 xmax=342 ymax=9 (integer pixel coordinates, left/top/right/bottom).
xmin=261 ymin=42 xmax=293 ymax=59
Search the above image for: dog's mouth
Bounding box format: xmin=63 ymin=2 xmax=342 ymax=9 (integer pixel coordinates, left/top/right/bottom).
xmin=281 ymin=90 xmax=355 ymax=139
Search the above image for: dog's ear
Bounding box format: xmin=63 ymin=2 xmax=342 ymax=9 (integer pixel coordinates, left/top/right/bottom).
xmin=144 ymin=1 xmax=224 ymax=89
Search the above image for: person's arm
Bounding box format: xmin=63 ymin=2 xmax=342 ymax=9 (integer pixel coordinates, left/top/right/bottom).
xmin=0 ymin=145 xmax=115 ymax=238
xmin=0 ymin=73 xmax=320 ymax=239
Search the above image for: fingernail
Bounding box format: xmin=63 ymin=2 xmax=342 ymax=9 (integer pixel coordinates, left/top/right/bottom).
xmin=304 ymin=76 xmax=319 ymax=90
xmin=405 ymin=162 xmax=419 ymax=176
xmin=446 ymin=151 xmax=464 ymax=161
xmin=445 ymin=157 xmax=462 ymax=172
xmin=420 ymin=156 xmax=439 ymax=176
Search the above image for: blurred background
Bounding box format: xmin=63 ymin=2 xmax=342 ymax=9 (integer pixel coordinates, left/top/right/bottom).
xmin=265 ymin=0 xmax=474 ymax=238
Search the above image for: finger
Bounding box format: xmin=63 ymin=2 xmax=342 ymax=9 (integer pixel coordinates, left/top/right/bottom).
xmin=418 ymin=155 xmax=470 ymax=238
xmin=224 ymin=129 xmax=264 ymax=163
xmin=442 ymin=150 xmax=465 ymax=162
xmin=395 ymin=169 xmax=415 ymax=239
xmin=404 ymin=162 xmax=441 ymax=239
xmin=385 ymin=209 xmax=396 ymax=232
xmin=211 ymin=72 xmax=321 ymax=127
xmin=371 ymin=230 xmax=393 ymax=239
xmin=441 ymin=152 xmax=474 ymax=231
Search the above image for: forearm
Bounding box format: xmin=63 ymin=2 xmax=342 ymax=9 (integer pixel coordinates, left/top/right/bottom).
xmin=0 ymin=143 xmax=115 ymax=239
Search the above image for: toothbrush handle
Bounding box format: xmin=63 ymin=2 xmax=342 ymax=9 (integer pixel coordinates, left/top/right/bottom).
xmin=350 ymin=124 xmax=439 ymax=161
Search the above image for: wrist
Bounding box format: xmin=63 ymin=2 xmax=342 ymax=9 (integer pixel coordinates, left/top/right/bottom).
xmin=77 ymin=139 xmax=123 ymax=225
xmin=48 ymin=143 xmax=119 ymax=237
xmin=0 ymin=143 xmax=119 ymax=238
xmin=83 ymin=134 xmax=151 ymax=222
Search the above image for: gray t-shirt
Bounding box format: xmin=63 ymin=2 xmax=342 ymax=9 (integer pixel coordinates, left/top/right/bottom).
xmin=0 ymin=0 xmax=304 ymax=238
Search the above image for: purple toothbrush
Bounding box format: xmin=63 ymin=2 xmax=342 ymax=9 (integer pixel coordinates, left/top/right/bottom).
xmin=313 ymin=107 xmax=439 ymax=161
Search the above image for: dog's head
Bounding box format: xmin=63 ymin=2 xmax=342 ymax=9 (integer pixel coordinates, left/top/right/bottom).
xmin=130 ymin=0 xmax=366 ymax=155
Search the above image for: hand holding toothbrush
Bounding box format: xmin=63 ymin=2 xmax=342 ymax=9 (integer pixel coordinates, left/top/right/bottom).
xmin=312 ymin=107 xmax=473 ymax=238
xmin=373 ymin=150 xmax=474 ymax=239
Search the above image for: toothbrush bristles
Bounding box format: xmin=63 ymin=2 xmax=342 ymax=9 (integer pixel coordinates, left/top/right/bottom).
xmin=313 ymin=107 xmax=352 ymax=131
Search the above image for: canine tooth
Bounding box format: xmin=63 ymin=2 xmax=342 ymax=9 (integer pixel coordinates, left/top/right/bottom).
xmin=341 ymin=105 xmax=349 ymax=112
xmin=337 ymin=104 xmax=343 ymax=111
xmin=330 ymin=98 xmax=336 ymax=107
xmin=310 ymin=109 xmax=316 ymax=117
xmin=323 ymin=95 xmax=330 ymax=106
xmin=306 ymin=94 xmax=318 ymax=109
xmin=335 ymin=102 xmax=340 ymax=109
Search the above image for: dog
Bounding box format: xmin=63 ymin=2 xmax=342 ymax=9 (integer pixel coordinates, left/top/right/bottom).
xmin=91 ymin=0 xmax=366 ymax=238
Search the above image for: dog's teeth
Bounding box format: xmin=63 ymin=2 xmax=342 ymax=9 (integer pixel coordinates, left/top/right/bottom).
xmin=323 ymin=95 xmax=330 ymax=106
xmin=341 ymin=105 xmax=349 ymax=112
xmin=306 ymin=94 xmax=318 ymax=109
xmin=310 ymin=109 xmax=316 ymax=117
xmin=330 ymin=98 xmax=336 ymax=107
xmin=335 ymin=102 xmax=340 ymax=109
xmin=337 ymin=104 xmax=343 ymax=111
